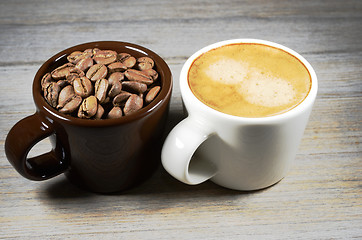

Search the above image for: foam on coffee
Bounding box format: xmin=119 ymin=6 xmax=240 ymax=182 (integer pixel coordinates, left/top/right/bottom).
xmin=188 ymin=43 xmax=311 ymax=117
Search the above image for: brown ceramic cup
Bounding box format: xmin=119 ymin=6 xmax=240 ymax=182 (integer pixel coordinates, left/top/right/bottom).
xmin=5 ymin=41 xmax=172 ymax=193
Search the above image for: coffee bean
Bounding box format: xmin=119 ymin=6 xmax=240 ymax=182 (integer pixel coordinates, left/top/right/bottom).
xmin=57 ymin=85 xmax=74 ymax=109
xmin=104 ymin=96 xmax=112 ymax=104
xmin=108 ymin=80 xmax=122 ymax=98
xmin=94 ymin=104 xmax=104 ymax=119
xmin=75 ymin=57 xmax=93 ymax=72
xmin=145 ymin=86 xmax=161 ymax=104
xmin=51 ymin=63 xmax=75 ymax=80
xmin=41 ymin=73 xmax=52 ymax=91
xmin=78 ymin=96 xmax=98 ymax=118
xmin=137 ymin=57 xmax=154 ymax=71
xmin=57 ymin=85 xmax=82 ymax=114
xmin=118 ymin=53 xmax=136 ymax=68
xmin=92 ymin=48 xmax=100 ymax=55
xmin=86 ymin=64 xmax=107 ymax=82
xmin=122 ymin=81 xmax=147 ymax=94
xmin=42 ymin=48 xmax=162 ymax=119
xmin=44 ymin=82 xmax=61 ymax=108
xmin=107 ymin=106 xmax=123 ymax=119
xmin=73 ymin=76 xmax=93 ymax=98
xmin=94 ymin=78 xmax=109 ymax=103
xmin=93 ymin=50 xmax=117 ymax=65
xmin=59 ymin=95 xmax=82 ymax=114
xmin=137 ymin=62 xmax=153 ymax=71
xmin=108 ymin=62 xmax=127 ymax=73
xmin=124 ymin=94 xmax=143 ymax=115
xmin=142 ymin=68 xmax=158 ymax=81
xmin=67 ymin=51 xmax=83 ymax=64
xmin=68 ymin=50 xmax=93 ymax=64
xmin=125 ymin=69 xmax=153 ymax=85
xmin=108 ymin=72 xmax=124 ymax=85
xmin=56 ymin=80 xmax=68 ymax=89
xmin=83 ymin=48 xmax=94 ymax=56
xmin=113 ymin=92 xmax=132 ymax=107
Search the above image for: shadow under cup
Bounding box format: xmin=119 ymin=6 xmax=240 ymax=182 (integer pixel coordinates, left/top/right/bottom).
xmin=5 ymin=41 xmax=172 ymax=193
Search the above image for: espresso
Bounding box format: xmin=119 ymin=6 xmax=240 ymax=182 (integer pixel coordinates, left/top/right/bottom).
xmin=188 ymin=43 xmax=311 ymax=117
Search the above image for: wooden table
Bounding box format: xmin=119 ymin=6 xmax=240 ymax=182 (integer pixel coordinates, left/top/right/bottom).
xmin=1 ymin=0 xmax=361 ymax=239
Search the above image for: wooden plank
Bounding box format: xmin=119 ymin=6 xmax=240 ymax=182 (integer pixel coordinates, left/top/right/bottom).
xmin=0 ymin=0 xmax=361 ymax=239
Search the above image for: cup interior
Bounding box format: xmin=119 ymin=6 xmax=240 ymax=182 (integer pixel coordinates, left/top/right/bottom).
xmin=33 ymin=41 xmax=172 ymax=127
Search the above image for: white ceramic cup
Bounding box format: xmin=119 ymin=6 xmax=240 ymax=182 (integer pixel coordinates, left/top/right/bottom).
xmin=161 ymin=39 xmax=318 ymax=191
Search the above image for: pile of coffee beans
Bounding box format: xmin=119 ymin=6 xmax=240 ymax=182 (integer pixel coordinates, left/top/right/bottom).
xmin=41 ymin=49 xmax=161 ymax=119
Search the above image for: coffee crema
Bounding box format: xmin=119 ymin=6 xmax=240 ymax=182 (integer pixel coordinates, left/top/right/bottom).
xmin=188 ymin=43 xmax=311 ymax=117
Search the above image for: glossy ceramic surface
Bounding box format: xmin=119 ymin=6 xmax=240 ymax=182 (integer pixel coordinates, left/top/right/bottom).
xmin=162 ymin=39 xmax=317 ymax=191
xmin=5 ymin=41 xmax=172 ymax=193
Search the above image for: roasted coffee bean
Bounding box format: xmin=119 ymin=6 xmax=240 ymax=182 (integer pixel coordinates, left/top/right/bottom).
xmin=52 ymin=63 xmax=85 ymax=81
xmin=92 ymin=48 xmax=100 ymax=55
xmin=86 ymin=64 xmax=107 ymax=82
xmin=107 ymin=106 xmax=123 ymax=119
xmin=113 ymin=92 xmax=132 ymax=107
xmin=108 ymin=80 xmax=122 ymax=98
xmin=93 ymin=50 xmax=117 ymax=65
xmin=108 ymin=72 xmax=124 ymax=85
xmin=94 ymin=78 xmax=109 ymax=103
xmin=75 ymin=57 xmax=93 ymax=72
xmin=56 ymin=80 xmax=68 ymax=89
xmin=103 ymin=96 xmax=111 ymax=104
xmin=137 ymin=57 xmax=154 ymax=71
xmin=51 ymin=63 xmax=75 ymax=80
xmin=68 ymin=51 xmax=93 ymax=65
xmin=83 ymin=51 xmax=93 ymax=58
xmin=41 ymin=73 xmax=53 ymax=91
xmin=124 ymin=94 xmax=143 ymax=115
xmin=145 ymin=86 xmax=161 ymax=104
xmin=67 ymin=51 xmax=83 ymax=64
xmin=83 ymin=48 xmax=94 ymax=56
xmin=59 ymin=96 xmax=82 ymax=114
xmin=57 ymin=85 xmax=74 ymax=108
xmin=142 ymin=68 xmax=158 ymax=81
xmin=59 ymin=94 xmax=82 ymax=114
xmin=78 ymin=96 xmax=98 ymax=118
xmin=44 ymin=82 xmax=61 ymax=108
xmin=94 ymin=104 xmax=104 ymax=119
xmin=58 ymin=90 xmax=72 ymax=107
xmin=108 ymin=62 xmax=127 ymax=73
xmin=125 ymin=69 xmax=153 ymax=85
xmin=122 ymin=81 xmax=147 ymax=94
xmin=118 ymin=53 xmax=136 ymax=68
xmin=73 ymin=76 xmax=93 ymax=98
xmin=42 ymin=48 xmax=161 ymax=119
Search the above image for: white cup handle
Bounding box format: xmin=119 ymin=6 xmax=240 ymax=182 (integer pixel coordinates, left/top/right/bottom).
xmin=161 ymin=117 xmax=217 ymax=185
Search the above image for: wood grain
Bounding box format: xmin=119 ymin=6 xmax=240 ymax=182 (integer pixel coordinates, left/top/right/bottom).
xmin=0 ymin=0 xmax=361 ymax=239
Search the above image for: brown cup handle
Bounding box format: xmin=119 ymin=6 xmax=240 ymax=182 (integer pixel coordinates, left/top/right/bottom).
xmin=5 ymin=113 xmax=68 ymax=180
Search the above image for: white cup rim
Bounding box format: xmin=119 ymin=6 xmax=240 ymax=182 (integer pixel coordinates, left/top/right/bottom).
xmin=180 ymin=39 xmax=318 ymax=123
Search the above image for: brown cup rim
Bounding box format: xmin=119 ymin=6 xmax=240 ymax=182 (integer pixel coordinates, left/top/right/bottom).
xmin=33 ymin=41 xmax=172 ymax=127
